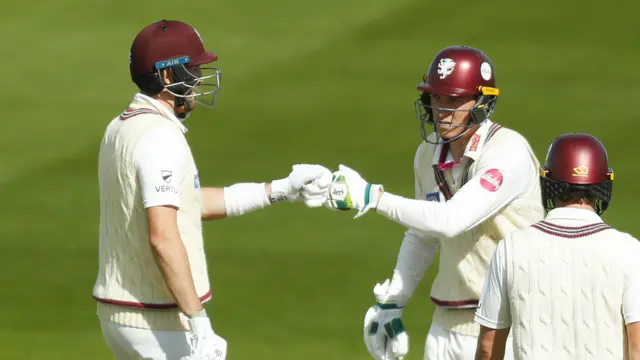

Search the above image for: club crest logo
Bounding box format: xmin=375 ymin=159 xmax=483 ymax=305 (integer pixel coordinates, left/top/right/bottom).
xmin=161 ymin=170 xmax=172 ymax=183
xmin=437 ymin=58 xmax=456 ymax=79
xmin=572 ymin=166 xmax=589 ymax=177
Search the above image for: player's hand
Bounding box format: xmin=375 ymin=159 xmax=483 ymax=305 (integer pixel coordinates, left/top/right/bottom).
xmin=270 ymin=164 xmax=332 ymax=204
xmin=182 ymin=311 xmax=227 ymax=360
xmin=326 ymin=164 xmax=384 ymax=218
xmin=364 ymin=279 xmax=409 ymax=360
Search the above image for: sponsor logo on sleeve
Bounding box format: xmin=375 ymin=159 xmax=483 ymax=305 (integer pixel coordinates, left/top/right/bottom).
xmin=155 ymin=185 xmax=178 ymax=193
xmin=468 ymin=133 xmax=481 ymax=152
xmin=194 ymin=173 xmax=200 ymax=189
xmin=426 ymin=192 xmax=441 ymax=202
xmin=156 ymin=170 xmax=177 ymax=193
xmin=479 ymin=169 xmax=503 ymax=192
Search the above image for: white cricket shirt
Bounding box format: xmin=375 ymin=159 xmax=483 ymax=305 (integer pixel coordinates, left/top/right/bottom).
xmin=94 ymin=93 xmax=210 ymax=331
xmin=475 ymin=207 xmax=640 ymax=359
xmin=376 ymin=120 xmax=545 ymax=336
xmin=135 ymin=117 xmax=190 ymax=209
xmin=377 ymin=122 xmax=538 ymax=238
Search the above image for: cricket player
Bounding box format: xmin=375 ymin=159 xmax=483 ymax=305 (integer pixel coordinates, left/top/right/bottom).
xmin=306 ymin=45 xmax=545 ymax=360
xmin=473 ymin=133 xmax=640 ymax=360
xmin=93 ymin=19 xmax=331 ymax=360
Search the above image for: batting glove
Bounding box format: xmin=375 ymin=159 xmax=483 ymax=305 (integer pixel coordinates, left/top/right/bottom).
xmin=326 ymin=164 xmax=384 ymax=218
xmin=181 ymin=309 xmax=227 ymax=360
xmin=364 ymin=279 xmax=409 ymax=360
xmin=270 ymin=164 xmax=332 ymax=204
xmin=300 ymin=173 xmax=333 ymax=208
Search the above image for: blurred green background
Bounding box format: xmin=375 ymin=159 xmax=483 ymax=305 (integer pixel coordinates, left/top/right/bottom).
xmin=1 ymin=0 xmax=638 ymax=358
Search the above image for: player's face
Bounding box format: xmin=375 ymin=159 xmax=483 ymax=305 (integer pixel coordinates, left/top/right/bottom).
xmin=184 ymin=66 xmax=202 ymax=110
xmin=430 ymin=94 xmax=476 ymax=139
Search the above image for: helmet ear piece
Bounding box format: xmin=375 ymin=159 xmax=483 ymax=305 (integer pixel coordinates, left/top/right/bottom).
xmin=132 ymin=71 xmax=165 ymax=96
xmin=470 ymin=107 xmax=487 ymax=124
xmin=470 ymin=95 xmax=497 ymax=124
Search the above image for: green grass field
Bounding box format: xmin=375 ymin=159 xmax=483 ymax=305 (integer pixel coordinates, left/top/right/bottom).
xmin=1 ymin=0 xmax=639 ymax=358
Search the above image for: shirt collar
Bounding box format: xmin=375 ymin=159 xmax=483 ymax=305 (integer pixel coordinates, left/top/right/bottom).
xmin=431 ymin=119 xmax=497 ymax=166
xmin=130 ymin=93 xmax=188 ymax=133
xmin=545 ymin=207 xmax=603 ymax=222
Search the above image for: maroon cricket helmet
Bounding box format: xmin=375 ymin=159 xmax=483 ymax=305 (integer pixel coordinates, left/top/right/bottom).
xmin=129 ymin=19 xmax=217 ymax=79
xmin=540 ymin=133 xmax=614 ymax=215
xmin=128 ymin=19 xmax=222 ymax=113
xmin=415 ymin=45 xmax=500 ymax=144
xmin=417 ymin=45 xmax=496 ymax=97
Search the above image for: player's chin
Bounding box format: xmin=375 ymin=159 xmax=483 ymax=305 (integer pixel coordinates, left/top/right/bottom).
xmin=436 ymin=125 xmax=461 ymax=139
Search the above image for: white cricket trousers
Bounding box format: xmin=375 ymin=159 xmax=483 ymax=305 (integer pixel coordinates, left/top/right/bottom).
xmin=100 ymin=320 xmax=192 ymax=360
xmin=424 ymin=322 xmax=515 ymax=360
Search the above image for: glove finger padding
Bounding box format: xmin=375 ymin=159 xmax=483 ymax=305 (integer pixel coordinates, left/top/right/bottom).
xmin=363 ymin=306 xmax=386 ymax=360
xmin=313 ymin=171 xmax=333 ymax=189
xmin=302 ymin=182 xmax=328 ymax=196
xmin=290 ymin=164 xmax=332 ymax=189
xmin=181 ymin=316 xmax=228 ymax=360
xmin=303 ymin=195 xmax=327 ymax=208
xmin=390 ymin=332 xmax=409 ymax=359
xmin=337 ymin=164 xmax=361 ymax=178
xmin=371 ymin=278 xmax=410 ymax=360
xmin=209 ymin=333 xmax=228 ymax=360
xmin=301 ymin=181 xmax=328 ymax=208
xmin=382 ymin=318 xmax=408 ymax=360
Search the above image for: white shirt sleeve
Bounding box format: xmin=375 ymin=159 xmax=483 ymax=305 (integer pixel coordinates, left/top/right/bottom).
xmin=622 ymin=240 xmax=640 ymax=324
xmin=391 ymin=228 xmax=439 ymax=299
xmin=474 ymin=239 xmax=511 ymax=329
xmin=391 ymin=152 xmax=441 ymax=298
xmin=375 ymin=139 xmax=535 ymax=238
xmin=134 ymin=125 xmax=189 ymax=209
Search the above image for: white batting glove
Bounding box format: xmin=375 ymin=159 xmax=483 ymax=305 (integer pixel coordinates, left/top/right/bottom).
xmin=364 ymin=278 xmax=409 ymax=360
xmin=326 ymin=164 xmax=384 ymax=218
xmin=181 ymin=309 xmax=227 ymax=360
xmin=300 ymin=172 xmax=333 ymax=208
xmin=270 ymin=164 xmax=332 ymax=204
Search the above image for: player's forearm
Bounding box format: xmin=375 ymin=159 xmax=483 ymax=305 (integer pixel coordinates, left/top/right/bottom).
xmin=475 ymin=326 xmax=508 ymax=360
xmin=474 ymin=348 xmax=497 ymax=360
xmin=149 ymin=232 xmax=203 ymax=315
xmin=627 ymin=323 xmax=640 ymax=360
xmin=200 ymin=187 xmax=228 ymax=220
xmin=375 ymin=192 xmax=466 ymax=237
xmin=474 ymin=330 xmax=506 ymax=360
xmin=200 ymin=183 xmax=272 ymax=221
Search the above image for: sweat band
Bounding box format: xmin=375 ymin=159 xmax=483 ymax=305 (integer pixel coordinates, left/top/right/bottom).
xmin=223 ymin=183 xmax=271 ymax=217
